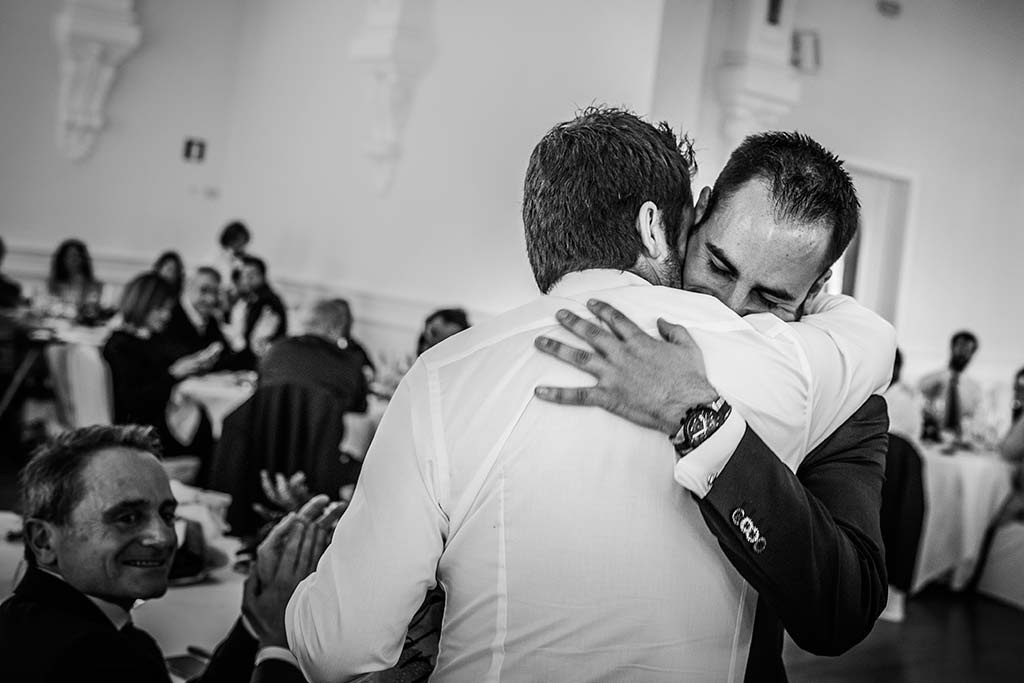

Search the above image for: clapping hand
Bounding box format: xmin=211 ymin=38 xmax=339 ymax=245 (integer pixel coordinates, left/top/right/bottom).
xmin=254 ymin=471 xmax=350 ymax=532
xmin=242 ymin=502 xmax=334 ymax=649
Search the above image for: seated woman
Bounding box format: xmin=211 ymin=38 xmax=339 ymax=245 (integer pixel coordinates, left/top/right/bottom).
xmin=153 ymin=250 xmax=185 ymax=298
xmin=102 ymin=272 xmax=220 ymax=463
xmin=48 ymin=239 xmax=103 ymax=314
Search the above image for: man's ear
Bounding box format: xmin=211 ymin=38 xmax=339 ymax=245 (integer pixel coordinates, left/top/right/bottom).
xmin=693 ymin=186 xmax=712 ymax=225
xmin=24 ymin=519 xmax=59 ymax=567
xmin=807 ymin=269 xmax=832 ymax=300
xmin=635 ymin=201 xmax=669 ymax=260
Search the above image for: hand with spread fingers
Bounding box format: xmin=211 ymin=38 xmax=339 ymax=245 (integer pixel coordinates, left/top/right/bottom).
xmin=254 ymin=471 xmax=350 ymax=531
xmin=244 ymin=509 xmax=332 ymax=649
xmin=534 ymin=299 xmax=719 ymax=435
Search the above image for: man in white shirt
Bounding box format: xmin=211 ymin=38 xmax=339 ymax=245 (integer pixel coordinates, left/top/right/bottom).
xmin=286 ymin=109 xmax=894 ymax=682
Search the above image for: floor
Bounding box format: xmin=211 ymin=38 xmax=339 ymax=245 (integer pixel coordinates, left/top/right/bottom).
xmin=784 ymin=587 xmax=1024 ymax=682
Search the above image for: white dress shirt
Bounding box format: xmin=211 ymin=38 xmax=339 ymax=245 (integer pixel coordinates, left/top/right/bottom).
xmin=286 ymin=270 xmax=895 ymax=683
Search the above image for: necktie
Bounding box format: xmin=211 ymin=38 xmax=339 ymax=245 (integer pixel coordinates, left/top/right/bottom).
xmin=944 ymin=373 xmax=962 ymax=435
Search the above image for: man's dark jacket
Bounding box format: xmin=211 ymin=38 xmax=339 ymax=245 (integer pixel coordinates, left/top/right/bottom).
xmin=0 ymin=567 xmax=303 ymax=682
xmin=697 ymin=396 xmax=890 ymax=682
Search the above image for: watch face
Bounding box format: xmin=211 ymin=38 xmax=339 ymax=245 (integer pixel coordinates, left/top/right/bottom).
xmin=686 ymin=408 xmax=714 ymax=443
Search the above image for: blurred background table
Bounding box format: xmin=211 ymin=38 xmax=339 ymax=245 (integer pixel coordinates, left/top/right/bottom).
xmin=912 ymin=445 xmax=1016 ymax=593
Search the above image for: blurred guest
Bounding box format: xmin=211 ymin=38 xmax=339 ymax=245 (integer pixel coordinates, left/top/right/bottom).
xmin=416 ymin=307 xmax=470 ymax=355
xmin=213 ymin=220 xmax=251 ymax=290
xmin=1000 ymin=367 xmax=1024 ymax=462
xmin=102 ymin=273 xmax=219 ymax=458
xmin=883 ymin=348 xmax=923 ymax=443
xmin=0 ymin=236 xmax=23 ymax=308
xmin=160 ymin=267 xmax=240 ymax=369
xmin=0 ymin=424 xmax=331 ymax=683
xmin=47 ymin=238 xmax=102 ymax=312
xmin=261 ymin=298 xmax=370 ymax=412
xmin=919 ymin=330 xmax=981 ymax=441
xmin=153 ymin=250 xmax=185 ymax=297
xmin=224 ymin=256 xmax=287 ymax=369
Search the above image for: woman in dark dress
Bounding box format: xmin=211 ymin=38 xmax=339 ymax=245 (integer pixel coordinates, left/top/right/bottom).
xmin=102 ymin=272 xmax=219 ymax=462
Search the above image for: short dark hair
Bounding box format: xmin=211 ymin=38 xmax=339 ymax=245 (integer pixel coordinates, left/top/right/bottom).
xmin=951 ymin=330 xmax=978 ymax=349
xmin=705 ymin=131 xmax=860 ymax=270
xmin=425 ymin=308 xmax=470 ymax=331
xmin=240 ymin=255 xmax=267 ymax=277
xmin=219 ymin=221 xmax=250 ymax=248
xmin=119 ymin=272 xmax=175 ymax=327
xmin=523 ymin=106 xmax=697 ymax=293
xmin=195 ymin=265 xmax=222 ymax=283
xmin=20 ymin=425 xmax=162 ymax=565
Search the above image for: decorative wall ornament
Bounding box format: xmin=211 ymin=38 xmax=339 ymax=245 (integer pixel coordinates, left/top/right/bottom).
xmin=52 ymin=0 xmax=141 ymax=161
xmin=715 ymin=0 xmax=802 ymax=148
xmin=350 ymin=0 xmax=436 ymax=194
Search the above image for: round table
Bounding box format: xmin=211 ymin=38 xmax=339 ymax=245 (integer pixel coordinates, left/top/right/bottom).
xmin=912 ymin=446 xmax=1016 ymax=593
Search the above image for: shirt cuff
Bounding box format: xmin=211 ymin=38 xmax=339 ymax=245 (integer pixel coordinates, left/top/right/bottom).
xmin=673 ymin=410 xmax=746 ymax=498
xmin=256 ymin=646 xmax=299 ymax=669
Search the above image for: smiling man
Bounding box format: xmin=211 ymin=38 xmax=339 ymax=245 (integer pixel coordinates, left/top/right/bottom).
xmin=0 ymin=425 xmax=320 ymax=683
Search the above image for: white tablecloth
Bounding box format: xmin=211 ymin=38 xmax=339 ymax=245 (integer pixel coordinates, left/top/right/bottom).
xmin=911 ymin=446 xmax=1015 ymax=593
xmin=168 ymin=372 xmax=255 ymax=443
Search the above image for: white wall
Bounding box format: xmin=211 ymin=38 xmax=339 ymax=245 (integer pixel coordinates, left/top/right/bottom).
xmin=218 ymin=0 xmax=672 ymax=319
xmin=689 ymin=0 xmax=1024 ymax=386
xmin=0 ymin=0 xmax=242 ymax=268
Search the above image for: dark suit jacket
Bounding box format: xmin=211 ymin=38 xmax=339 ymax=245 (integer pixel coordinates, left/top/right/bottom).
xmin=695 ymin=396 xmax=890 ymax=682
xmin=0 ymin=567 xmax=303 ymax=683
xmin=159 ymin=301 xmax=246 ymax=372
xmin=161 ymin=301 xmax=229 ymax=359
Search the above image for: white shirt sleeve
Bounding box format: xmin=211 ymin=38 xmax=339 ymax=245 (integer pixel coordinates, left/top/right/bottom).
xmin=285 ymin=362 xmax=448 ymax=683
xmin=788 ymin=293 xmax=896 ymax=449
xmin=673 ymin=294 xmax=895 ymax=496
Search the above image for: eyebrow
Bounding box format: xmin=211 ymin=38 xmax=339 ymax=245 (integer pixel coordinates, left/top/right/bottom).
xmin=706 ymin=242 xmax=798 ymax=302
xmin=101 ymin=499 xmax=177 ymax=521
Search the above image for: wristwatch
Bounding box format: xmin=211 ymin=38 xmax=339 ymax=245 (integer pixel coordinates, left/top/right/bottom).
xmin=670 ymin=396 xmax=732 ymax=456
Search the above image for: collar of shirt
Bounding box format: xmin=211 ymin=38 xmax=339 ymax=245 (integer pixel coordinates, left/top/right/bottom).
xmin=37 ymin=566 xmax=132 ymax=630
xmin=547 ymin=269 xmax=652 ymax=298
xmin=181 ymin=294 xmax=207 ymax=333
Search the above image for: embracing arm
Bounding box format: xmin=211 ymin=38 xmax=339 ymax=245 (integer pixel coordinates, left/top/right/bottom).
xmin=696 ymin=396 xmax=889 ymax=655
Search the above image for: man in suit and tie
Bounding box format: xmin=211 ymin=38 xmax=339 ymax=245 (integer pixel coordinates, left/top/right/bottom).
xmin=918 ymin=330 xmax=982 ymax=443
xmin=534 ymin=131 xmax=894 ymax=680
xmin=0 ymin=424 xmax=333 ymax=683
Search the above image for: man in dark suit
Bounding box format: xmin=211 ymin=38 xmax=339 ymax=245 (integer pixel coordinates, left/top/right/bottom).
xmin=0 ymin=424 xmax=333 ymax=683
xmin=535 ymin=131 xmax=892 ymax=680
xmin=161 ymin=267 xmax=229 ymax=360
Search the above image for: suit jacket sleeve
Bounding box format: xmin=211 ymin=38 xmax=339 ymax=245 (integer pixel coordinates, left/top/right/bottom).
xmin=193 ymin=619 xmax=305 ymax=683
xmin=697 ymin=395 xmax=889 ymax=656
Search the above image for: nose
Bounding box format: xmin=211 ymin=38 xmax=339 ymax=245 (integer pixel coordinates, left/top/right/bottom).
xmin=140 ymin=515 xmax=176 ymax=551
